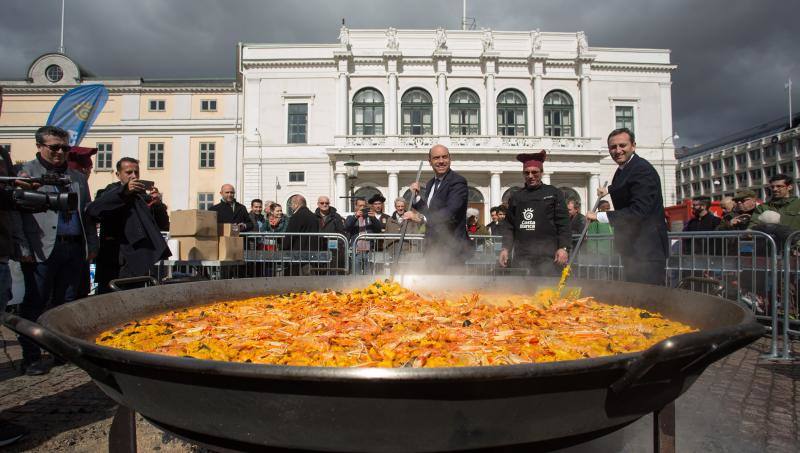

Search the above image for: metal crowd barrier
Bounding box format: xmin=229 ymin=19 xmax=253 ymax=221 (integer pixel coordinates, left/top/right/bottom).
xmin=349 ymin=233 xmax=425 ymax=275
xmin=781 ymin=230 xmax=800 ymax=359
xmin=241 ymin=232 xmax=350 ymax=277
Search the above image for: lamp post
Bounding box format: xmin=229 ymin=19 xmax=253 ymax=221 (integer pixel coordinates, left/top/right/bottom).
xmin=661 ymin=133 xmax=679 ymax=204
xmin=344 ymin=155 xmax=360 ymax=211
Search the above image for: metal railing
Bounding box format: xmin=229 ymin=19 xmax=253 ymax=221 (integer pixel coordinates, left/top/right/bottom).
xmin=241 ymin=232 xmax=350 ymax=277
xmin=781 ymin=230 xmax=800 ymax=359
xmin=157 ymin=229 xmax=791 ymax=358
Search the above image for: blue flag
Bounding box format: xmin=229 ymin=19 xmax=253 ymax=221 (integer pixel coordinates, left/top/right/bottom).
xmin=46 ymin=84 xmax=109 ymax=146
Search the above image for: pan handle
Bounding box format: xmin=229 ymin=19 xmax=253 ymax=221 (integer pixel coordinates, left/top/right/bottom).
xmin=611 ymin=322 xmax=764 ymax=394
xmin=2 ymin=313 xmax=121 ymax=392
xmin=109 ymin=276 xmax=158 ymax=292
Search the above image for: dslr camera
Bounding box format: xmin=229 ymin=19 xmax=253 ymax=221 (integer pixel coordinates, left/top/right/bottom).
xmin=0 ymin=173 xmax=78 ymax=212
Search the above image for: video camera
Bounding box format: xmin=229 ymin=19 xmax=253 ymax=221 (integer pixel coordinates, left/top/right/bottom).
xmin=0 ymin=173 xmax=78 ymax=212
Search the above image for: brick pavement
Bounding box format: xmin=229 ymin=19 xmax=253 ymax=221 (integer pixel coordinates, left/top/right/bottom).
xmin=0 ymin=325 xmax=797 ymax=452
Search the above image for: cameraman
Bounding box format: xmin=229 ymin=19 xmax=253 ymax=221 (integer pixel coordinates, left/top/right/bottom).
xmin=16 ymin=126 xmax=98 ymax=376
xmin=87 ymin=157 xmax=170 ymax=294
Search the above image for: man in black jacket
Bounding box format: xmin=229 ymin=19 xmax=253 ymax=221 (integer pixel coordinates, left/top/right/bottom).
xmin=498 ymin=151 xmax=570 ymax=276
xmin=586 ymin=128 xmax=668 ymax=286
xmin=410 ymin=144 xmax=470 ymax=268
xmin=209 ymin=184 xmax=253 ymax=232
xmin=87 ymin=158 xmax=170 ymax=293
xmin=283 ymin=195 xmax=320 ymax=276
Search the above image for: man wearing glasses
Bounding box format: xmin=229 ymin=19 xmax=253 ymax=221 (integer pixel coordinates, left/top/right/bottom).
xmin=749 ymin=174 xmax=800 ymax=231
xmin=15 ymin=125 xmax=98 ymax=375
xmin=498 ymin=151 xmax=570 ymax=276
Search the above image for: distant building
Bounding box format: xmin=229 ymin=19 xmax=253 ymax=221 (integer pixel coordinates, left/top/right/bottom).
xmin=240 ymin=27 xmax=678 ymax=220
xmin=0 ymin=52 xmax=239 ymax=210
xmin=676 ymin=114 xmax=800 ymax=201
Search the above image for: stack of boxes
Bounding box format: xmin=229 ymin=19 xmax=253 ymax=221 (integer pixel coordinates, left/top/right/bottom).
xmin=169 ymin=210 xmax=245 ymax=261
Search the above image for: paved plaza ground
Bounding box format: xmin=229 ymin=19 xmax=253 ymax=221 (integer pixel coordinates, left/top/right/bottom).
xmin=0 ymin=325 xmax=797 ymax=452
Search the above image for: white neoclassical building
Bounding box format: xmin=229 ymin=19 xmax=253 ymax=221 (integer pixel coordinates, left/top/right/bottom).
xmin=239 ymin=27 xmax=678 ymax=220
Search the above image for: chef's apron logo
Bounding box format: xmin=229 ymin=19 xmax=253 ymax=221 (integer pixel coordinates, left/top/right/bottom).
xmin=520 ymin=208 xmax=536 ymax=230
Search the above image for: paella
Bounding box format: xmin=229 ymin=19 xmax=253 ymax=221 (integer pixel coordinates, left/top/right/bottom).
xmin=96 ymin=280 xmax=695 ymax=367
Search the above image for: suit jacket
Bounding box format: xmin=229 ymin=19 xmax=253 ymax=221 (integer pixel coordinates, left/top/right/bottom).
xmin=607 ymin=154 xmax=669 ymax=260
xmin=209 ymin=200 xmax=254 ymax=232
xmin=86 ymin=182 xmax=171 ymax=276
xmin=18 ymin=157 xmax=98 ymax=261
xmin=411 ymin=169 xmax=470 ymax=254
xmin=283 ymin=206 xmax=321 ymax=251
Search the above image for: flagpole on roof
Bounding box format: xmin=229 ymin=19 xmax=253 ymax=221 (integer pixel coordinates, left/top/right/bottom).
xmin=787 ymin=79 xmax=793 ymax=129
xmin=59 ymin=0 xmax=65 ymax=54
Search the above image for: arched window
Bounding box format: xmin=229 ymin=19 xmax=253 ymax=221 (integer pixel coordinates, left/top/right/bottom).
xmin=402 ymin=184 xmax=426 ymax=202
xmin=468 ymin=187 xmax=485 ymax=203
xmin=543 ymin=90 xmax=574 ymax=137
xmin=502 ymin=186 xmax=522 ymax=204
xmin=401 ymin=88 xmax=433 ymax=135
xmin=497 ymin=89 xmax=527 ymax=136
xmin=352 ymin=88 xmax=384 ymax=135
xmin=559 ymin=187 xmax=580 ymax=207
xmin=449 ymin=89 xmax=480 ymax=136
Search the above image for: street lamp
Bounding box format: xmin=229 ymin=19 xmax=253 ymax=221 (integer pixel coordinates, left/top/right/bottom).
xmin=344 ymin=155 xmax=360 ymax=211
xmin=661 ymin=133 xmax=679 ymax=204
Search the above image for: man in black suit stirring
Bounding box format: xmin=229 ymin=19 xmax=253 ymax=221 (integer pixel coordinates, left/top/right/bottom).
xmin=586 ymin=128 xmax=668 ymax=286
xmin=409 ymin=144 xmax=470 ymax=269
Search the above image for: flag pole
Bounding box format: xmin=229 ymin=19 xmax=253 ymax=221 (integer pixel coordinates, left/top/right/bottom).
xmin=59 ymin=0 xmax=65 ymax=54
xmin=787 ymin=79 xmax=793 ymax=129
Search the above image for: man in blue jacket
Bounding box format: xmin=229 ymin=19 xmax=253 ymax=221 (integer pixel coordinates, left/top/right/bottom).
xmin=586 ymin=128 xmax=668 ymax=286
xmin=410 ymin=144 xmax=470 ymax=268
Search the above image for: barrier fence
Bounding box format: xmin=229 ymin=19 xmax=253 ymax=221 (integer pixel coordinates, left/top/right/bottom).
xmin=240 ymin=232 xmax=350 ymax=277
xmin=163 ymin=229 xmax=794 ymax=359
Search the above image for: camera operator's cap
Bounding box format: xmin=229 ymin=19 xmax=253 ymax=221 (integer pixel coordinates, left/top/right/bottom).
xmin=368 ymin=194 xmax=386 ymax=204
xmin=67 ymin=146 xmax=98 ymax=171
xmin=733 ymin=188 xmax=757 ymax=201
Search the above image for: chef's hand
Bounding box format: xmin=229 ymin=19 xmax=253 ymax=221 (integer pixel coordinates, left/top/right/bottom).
xmin=597 ymin=186 xmax=608 ymax=198
xmin=585 ymin=212 xmax=598 ymax=221
xmin=498 ymin=248 xmax=509 ymax=267
xmin=554 ymin=248 xmax=568 ymax=265
xmin=409 ymin=182 xmax=420 ymax=195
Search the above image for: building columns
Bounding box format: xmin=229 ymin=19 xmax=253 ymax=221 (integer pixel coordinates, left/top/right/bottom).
xmin=588 ymin=173 xmax=600 ymax=212
xmin=387 ymin=171 xmax=399 ymax=202
xmin=580 ymin=75 xmax=590 ymax=137
xmin=387 ymin=73 xmax=398 ymax=135
xmin=336 ymin=72 xmax=348 ymax=136
xmin=490 ymin=172 xmax=502 ymax=207
xmin=335 ymin=171 xmax=347 ymax=211
xmin=436 ymin=72 xmax=448 ymax=135
xmin=542 ymin=173 xmax=551 ymax=185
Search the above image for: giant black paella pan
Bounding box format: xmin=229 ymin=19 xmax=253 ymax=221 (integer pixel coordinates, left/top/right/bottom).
xmin=3 ymin=275 xmax=763 ymax=452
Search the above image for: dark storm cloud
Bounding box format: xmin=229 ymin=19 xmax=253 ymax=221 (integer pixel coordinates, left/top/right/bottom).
xmin=1 ymin=0 xmax=797 ymax=146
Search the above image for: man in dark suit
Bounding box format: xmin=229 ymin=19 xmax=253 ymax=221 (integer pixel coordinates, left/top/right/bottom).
xmin=586 ymin=128 xmax=668 ymax=286
xmin=410 ymin=144 xmax=470 ymax=268
xmin=283 ymin=194 xmax=320 ymax=276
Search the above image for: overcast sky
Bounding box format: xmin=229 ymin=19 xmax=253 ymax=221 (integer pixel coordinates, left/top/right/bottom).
xmin=1 ymin=0 xmax=797 ymax=147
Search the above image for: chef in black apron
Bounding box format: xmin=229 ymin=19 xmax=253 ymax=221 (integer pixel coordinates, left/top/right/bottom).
xmin=498 ymin=151 xmax=571 ymax=276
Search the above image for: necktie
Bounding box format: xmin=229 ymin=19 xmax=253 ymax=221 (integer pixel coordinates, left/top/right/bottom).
xmin=427 ymin=178 xmax=441 ymax=205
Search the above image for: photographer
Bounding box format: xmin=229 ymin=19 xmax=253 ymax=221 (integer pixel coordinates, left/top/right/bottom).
xmin=87 ymin=157 xmax=170 ymax=294
xmin=16 ymin=125 xmax=98 ymax=376
xmin=717 ymin=189 xmax=758 ymax=231
xmin=344 ymin=197 xmax=382 ymax=274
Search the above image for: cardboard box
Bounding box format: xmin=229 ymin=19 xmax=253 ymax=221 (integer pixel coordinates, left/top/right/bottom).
xmin=178 ymin=237 xmax=219 ymax=260
xmin=218 ymin=236 xmax=244 ymax=261
xmin=170 ymin=210 xmax=217 ymax=237
xmin=217 ymin=223 xmax=240 ymax=237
